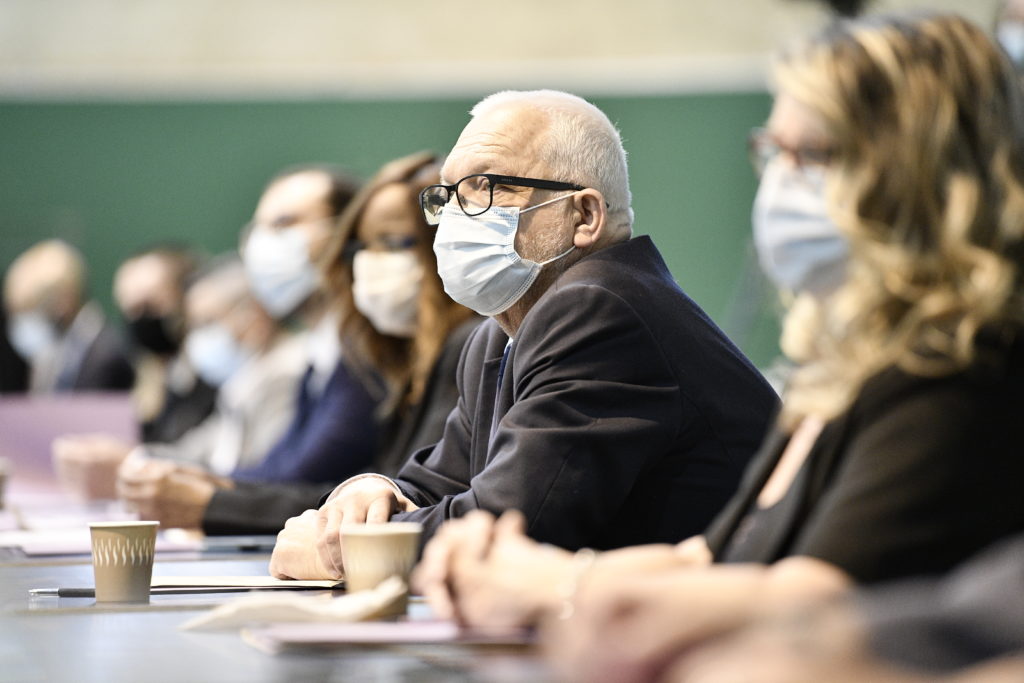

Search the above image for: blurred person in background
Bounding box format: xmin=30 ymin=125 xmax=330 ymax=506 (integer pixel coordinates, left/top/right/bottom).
xmin=116 ymin=153 xmax=480 ymax=533
xmin=995 ymin=0 xmax=1024 ymax=74
xmin=54 ymin=165 xmax=364 ymax=502
xmin=114 ymin=244 xmax=215 ymax=443
xmin=54 ymin=256 xmax=306 ymax=498
xmin=0 ymin=307 xmax=28 ymax=392
xmin=3 ymin=239 xmax=134 ymax=393
xmin=411 ymin=14 xmax=1024 ymax=682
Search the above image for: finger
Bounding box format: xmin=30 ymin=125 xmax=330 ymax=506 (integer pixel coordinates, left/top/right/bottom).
xmin=365 ymin=496 xmax=393 ymax=524
xmin=317 ymin=503 xmax=344 ymax=578
xmin=413 ymin=532 xmax=458 ymax=619
xmin=494 ymin=509 xmax=527 ymax=539
xmin=456 ymin=510 xmax=497 ymax=563
xmin=341 ymin=500 xmax=365 ymax=524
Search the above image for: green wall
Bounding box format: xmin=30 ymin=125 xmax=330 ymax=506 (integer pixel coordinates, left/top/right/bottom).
xmin=0 ymin=93 xmax=781 ymax=366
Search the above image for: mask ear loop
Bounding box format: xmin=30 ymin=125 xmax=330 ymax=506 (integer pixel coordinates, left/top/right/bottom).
xmin=519 ymin=191 xmax=581 ymax=266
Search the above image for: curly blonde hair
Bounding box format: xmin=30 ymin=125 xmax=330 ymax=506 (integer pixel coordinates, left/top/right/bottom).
xmin=777 ymin=13 xmax=1024 ymax=426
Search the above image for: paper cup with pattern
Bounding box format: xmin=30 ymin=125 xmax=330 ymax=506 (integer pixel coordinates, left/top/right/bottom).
xmin=89 ymin=521 xmax=159 ymax=603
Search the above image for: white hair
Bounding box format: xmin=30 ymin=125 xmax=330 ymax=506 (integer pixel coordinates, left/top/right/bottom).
xmin=470 ymin=90 xmax=634 ymax=231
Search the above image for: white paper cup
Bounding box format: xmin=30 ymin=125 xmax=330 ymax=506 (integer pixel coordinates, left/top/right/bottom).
xmin=89 ymin=521 xmax=159 ymax=603
xmin=340 ymin=522 xmax=422 ymax=613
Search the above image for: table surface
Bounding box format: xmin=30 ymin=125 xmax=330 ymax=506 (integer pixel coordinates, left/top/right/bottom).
xmin=0 ymin=555 xmax=553 ymax=683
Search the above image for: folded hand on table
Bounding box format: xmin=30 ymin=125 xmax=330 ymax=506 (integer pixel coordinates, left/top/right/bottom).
xmin=542 ymin=557 xmax=851 ymax=683
xmin=268 ymin=476 xmax=417 ymax=580
xmin=51 ymin=433 xmax=135 ymax=500
xmin=411 ymin=509 xmax=713 ymax=630
xmin=116 ymin=456 xmax=229 ymax=529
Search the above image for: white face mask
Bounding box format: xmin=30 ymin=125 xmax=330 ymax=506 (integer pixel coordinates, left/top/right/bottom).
xmin=752 ymin=161 xmax=848 ymax=297
xmin=352 ymin=250 xmax=424 ymax=338
xmin=185 ymin=324 xmax=251 ymax=387
xmin=242 ymin=226 xmax=319 ymax=318
xmin=432 ymin=193 xmax=576 ymax=317
xmin=998 ymin=21 xmax=1024 ymax=68
xmin=7 ymin=311 xmax=59 ymax=361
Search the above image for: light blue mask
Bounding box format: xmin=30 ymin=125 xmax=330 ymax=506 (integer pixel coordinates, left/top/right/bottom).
xmin=998 ymin=21 xmax=1024 ymax=68
xmin=184 ymin=324 xmax=250 ymax=387
xmin=242 ymin=226 xmax=319 ymax=319
xmin=7 ymin=311 xmax=59 ymax=361
xmin=752 ymin=161 xmax=848 ymax=297
xmin=433 ymin=193 xmax=576 ymax=317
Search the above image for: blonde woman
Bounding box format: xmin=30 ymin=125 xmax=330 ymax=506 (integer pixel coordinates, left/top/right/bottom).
xmin=411 ymin=12 xmax=1024 ymax=681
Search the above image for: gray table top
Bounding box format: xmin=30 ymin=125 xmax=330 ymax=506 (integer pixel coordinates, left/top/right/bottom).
xmin=0 ymin=557 xmax=551 ymax=683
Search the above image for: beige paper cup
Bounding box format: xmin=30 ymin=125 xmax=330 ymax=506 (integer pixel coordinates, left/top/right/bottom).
xmin=341 ymin=522 xmax=422 ymax=613
xmin=89 ymin=521 xmax=159 ymax=603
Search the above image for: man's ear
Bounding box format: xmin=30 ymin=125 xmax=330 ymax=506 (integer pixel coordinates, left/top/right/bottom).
xmin=571 ymin=189 xmax=607 ymax=249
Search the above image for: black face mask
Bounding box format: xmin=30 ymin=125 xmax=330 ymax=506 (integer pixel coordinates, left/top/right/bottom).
xmin=126 ymin=312 xmax=181 ymax=355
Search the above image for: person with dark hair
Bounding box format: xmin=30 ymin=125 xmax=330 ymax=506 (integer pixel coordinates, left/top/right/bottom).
xmin=115 ymin=153 xmax=481 ymax=535
xmin=0 ymin=306 xmax=28 ymax=393
xmin=114 ymin=243 xmax=215 ymax=443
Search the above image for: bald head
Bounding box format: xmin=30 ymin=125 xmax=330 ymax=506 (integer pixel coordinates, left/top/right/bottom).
xmin=4 ymin=240 xmax=86 ymax=325
xmin=460 ymin=90 xmax=634 ymax=238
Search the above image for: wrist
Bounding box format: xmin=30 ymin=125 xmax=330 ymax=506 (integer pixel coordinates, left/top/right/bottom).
xmin=326 ymin=472 xmax=404 ymax=503
xmin=551 ymin=547 xmax=601 ymax=621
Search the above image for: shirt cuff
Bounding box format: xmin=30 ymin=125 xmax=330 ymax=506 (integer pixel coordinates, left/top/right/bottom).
xmin=324 ymin=472 xmax=404 ymax=503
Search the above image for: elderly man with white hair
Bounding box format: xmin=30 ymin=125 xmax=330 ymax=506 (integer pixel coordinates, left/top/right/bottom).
xmin=269 ymin=90 xmax=778 ymax=580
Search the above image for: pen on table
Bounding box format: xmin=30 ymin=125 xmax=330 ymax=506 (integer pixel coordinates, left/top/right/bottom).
xmin=29 ymin=587 xmax=96 ymax=598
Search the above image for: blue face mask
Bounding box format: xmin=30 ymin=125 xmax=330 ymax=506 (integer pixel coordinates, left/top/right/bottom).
xmin=184 ymin=324 xmax=250 ymax=387
xmin=242 ymin=226 xmax=319 ymax=319
xmin=432 ymin=193 xmax=576 ymax=317
xmin=752 ymin=161 xmax=848 ymax=297
xmin=7 ymin=311 xmax=59 ymax=361
xmin=998 ymin=21 xmax=1024 ymax=68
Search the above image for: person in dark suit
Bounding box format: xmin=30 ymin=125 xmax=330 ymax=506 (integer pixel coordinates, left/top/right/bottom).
xmin=0 ymin=306 xmax=28 ymax=393
xmin=268 ymin=91 xmax=779 ymax=580
xmin=3 ymin=239 xmax=134 ymax=393
xmin=431 ymin=14 xmax=1024 ymax=682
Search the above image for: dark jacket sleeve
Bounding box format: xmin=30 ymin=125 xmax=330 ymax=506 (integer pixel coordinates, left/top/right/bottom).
xmin=202 ymin=481 xmax=335 ymax=535
xmin=789 ymin=373 xmax=1024 ymax=583
xmin=858 ymin=533 xmax=1024 ymax=671
xmin=75 ymin=324 xmax=135 ymax=391
xmin=393 ymin=285 xmax=684 ymax=549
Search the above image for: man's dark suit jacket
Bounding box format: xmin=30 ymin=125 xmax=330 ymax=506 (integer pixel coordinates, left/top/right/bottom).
xmin=202 ymin=317 xmax=482 ymax=535
xmin=67 ymin=321 xmax=135 ymax=391
xmin=390 ymin=236 xmax=779 ymax=550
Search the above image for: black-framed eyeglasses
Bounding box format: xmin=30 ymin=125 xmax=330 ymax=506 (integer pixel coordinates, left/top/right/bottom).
xmin=419 ymin=173 xmax=585 ymax=226
xmin=748 ymin=127 xmax=834 ymax=176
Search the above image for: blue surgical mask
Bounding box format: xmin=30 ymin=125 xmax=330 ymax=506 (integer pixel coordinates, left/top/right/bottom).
xmin=433 ymin=193 xmax=576 ymax=317
xmin=998 ymin=21 xmax=1024 ymax=68
xmin=242 ymin=226 xmax=319 ymax=318
xmin=752 ymin=161 xmax=848 ymax=296
xmin=7 ymin=311 xmax=59 ymax=361
xmin=184 ymin=324 xmax=250 ymax=387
